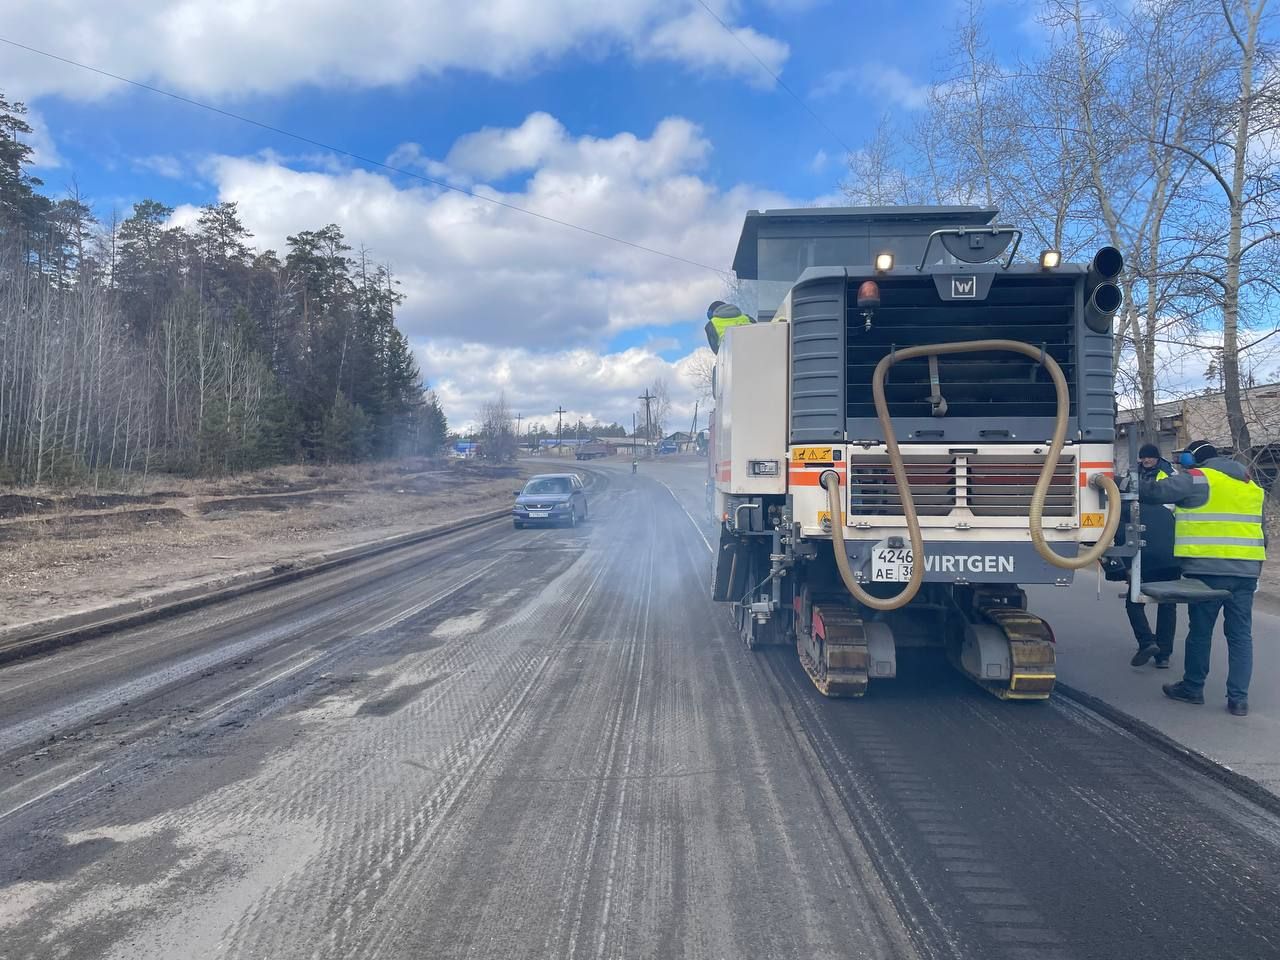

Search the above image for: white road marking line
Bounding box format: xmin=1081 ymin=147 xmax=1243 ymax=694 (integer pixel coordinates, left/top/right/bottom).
xmin=654 ymin=478 xmax=713 ymax=554
xmin=0 ymin=757 xmax=79 ymax=800
xmin=0 ymin=763 xmax=103 ymax=824
xmin=197 ymin=557 xmax=506 ymax=721
xmin=197 ymin=651 xmax=326 ymax=720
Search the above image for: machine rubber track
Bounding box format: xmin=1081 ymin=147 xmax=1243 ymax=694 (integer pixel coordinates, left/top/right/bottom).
xmin=972 ymin=606 xmax=1057 ymax=701
xmin=796 ymin=600 xmax=870 ymax=697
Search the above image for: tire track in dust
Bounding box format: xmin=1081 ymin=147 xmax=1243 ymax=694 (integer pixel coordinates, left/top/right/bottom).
xmin=221 ymin=548 xmax=612 ymax=960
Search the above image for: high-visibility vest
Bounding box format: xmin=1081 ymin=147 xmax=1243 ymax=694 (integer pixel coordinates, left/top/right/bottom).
xmin=1173 ymin=467 xmax=1267 ymax=561
xmin=704 ymin=312 xmax=752 ymax=352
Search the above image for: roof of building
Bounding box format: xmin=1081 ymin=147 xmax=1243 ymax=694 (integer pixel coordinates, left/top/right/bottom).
xmin=1116 ymin=382 xmax=1280 ymax=423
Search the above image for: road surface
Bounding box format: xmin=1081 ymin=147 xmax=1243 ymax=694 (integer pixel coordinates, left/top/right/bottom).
xmin=2 ymin=461 xmax=1278 ymax=960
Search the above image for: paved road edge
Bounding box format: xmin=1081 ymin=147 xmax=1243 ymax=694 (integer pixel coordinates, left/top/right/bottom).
xmin=0 ymin=509 xmax=512 ymax=667
xmin=1056 ymin=682 xmax=1280 ymax=816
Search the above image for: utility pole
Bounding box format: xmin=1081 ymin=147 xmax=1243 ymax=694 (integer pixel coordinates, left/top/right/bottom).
xmin=638 ymin=389 xmax=655 ymax=457
xmin=689 ymin=400 xmax=699 ymax=452
xmin=555 ymin=405 xmax=566 ymax=458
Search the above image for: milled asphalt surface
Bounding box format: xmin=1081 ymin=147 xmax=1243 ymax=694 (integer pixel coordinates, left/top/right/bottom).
xmin=1029 ymin=580 xmax=1280 ymax=793
xmin=2 ymin=458 xmax=1279 ymax=960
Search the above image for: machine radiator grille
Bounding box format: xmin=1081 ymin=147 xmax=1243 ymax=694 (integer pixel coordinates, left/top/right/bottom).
xmin=848 ymin=453 xmax=1076 ymax=518
xmin=966 ymin=455 xmax=1076 ymax=517
xmin=846 ymin=275 xmax=1077 ymax=421
xmin=849 ymin=455 xmax=956 ymax=517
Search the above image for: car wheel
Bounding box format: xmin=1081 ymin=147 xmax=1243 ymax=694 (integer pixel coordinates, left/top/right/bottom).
xmin=569 ymin=507 xmax=578 ymax=528
xmin=582 ymin=501 xmax=589 ymax=521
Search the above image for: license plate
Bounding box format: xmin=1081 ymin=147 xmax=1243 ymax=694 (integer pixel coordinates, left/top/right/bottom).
xmin=528 ymin=511 xmax=550 ymax=518
xmin=871 ymin=540 xmax=913 ymax=582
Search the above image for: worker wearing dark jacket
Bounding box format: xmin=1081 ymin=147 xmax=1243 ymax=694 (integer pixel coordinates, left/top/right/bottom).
xmin=1124 ymin=444 xmax=1180 ymax=667
xmin=1142 ymin=439 xmax=1268 ymax=716
xmin=703 ymin=301 xmax=753 ymax=354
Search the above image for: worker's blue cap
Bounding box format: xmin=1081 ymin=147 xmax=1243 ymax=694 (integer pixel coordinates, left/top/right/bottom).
xmin=706 ymin=300 xmax=726 ymax=319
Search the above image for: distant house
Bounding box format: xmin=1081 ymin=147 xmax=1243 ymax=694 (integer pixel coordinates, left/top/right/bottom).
xmin=1116 ymin=383 xmax=1280 ymax=488
xmin=452 ymin=440 xmax=479 ymax=458
xmin=660 ymin=431 xmax=695 ymax=454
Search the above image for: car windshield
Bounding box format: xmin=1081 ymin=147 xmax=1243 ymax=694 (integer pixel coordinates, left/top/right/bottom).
xmin=524 ymin=478 xmax=571 ymax=495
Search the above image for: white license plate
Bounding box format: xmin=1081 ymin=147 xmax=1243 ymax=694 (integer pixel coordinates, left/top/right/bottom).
xmin=528 ymin=511 xmax=550 ymax=518
xmin=871 ymin=541 xmax=913 ymax=582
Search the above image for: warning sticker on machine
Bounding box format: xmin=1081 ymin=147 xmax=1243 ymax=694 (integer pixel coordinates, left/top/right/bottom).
xmin=1081 ymin=512 xmax=1105 ymax=528
xmin=792 ymin=446 xmax=833 ymax=462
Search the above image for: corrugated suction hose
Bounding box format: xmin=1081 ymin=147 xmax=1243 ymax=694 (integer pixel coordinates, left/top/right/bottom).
xmin=822 ymin=339 xmax=1122 ymax=612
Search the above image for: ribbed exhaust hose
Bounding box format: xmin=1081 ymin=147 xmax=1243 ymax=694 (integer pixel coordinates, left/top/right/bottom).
xmin=822 ymin=339 xmax=1122 ymax=612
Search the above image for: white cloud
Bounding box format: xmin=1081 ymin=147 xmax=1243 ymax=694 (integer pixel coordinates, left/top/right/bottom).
xmin=813 ymin=62 xmax=931 ymax=109
xmin=423 ymin=341 xmax=712 ymax=433
xmin=22 ymin=105 xmax=61 ymax=168
xmin=186 ymin=113 xmax=796 ymax=428
xmin=643 ymin=11 xmax=788 ymax=89
xmin=132 ymin=154 xmax=185 ymax=179
xmin=1117 ymin=325 xmax=1280 ymax=410
xmin=809 ymin=148 xmax=829 ymax=173
xmin=0 ymin=1 xmax=788 ymax=101
xmin=443 ymin=112 xmax=710 ymax=183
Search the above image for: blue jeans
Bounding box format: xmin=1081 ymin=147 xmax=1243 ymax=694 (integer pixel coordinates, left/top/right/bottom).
xmin=1183 ymin=575 xmax=1257 ymax=702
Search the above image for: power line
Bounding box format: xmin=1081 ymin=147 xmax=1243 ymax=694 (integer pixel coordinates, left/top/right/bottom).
xmin=691 ymin=0 xmax=855 ymax=156
xmin=0 ymin=36 xmax=729 ymax=276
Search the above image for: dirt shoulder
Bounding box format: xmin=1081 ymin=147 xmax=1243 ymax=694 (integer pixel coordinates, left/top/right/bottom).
xmin=0 ymin=459 xmax=527 ymax=631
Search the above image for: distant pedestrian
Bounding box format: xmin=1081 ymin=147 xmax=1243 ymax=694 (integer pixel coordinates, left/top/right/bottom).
xmin=1143 ymin=440 xmax=1268 ymax=716
xmin=1125 ymin=444 xmax=1180 ymax=668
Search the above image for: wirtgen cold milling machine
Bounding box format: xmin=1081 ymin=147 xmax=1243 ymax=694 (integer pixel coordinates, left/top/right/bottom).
xmin=709 ymin=207 xmax=1124 ymax=699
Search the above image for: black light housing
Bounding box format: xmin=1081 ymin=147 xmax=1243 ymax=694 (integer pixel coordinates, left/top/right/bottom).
xmin=1083 ymin=246 xmax=1124 ymax=333
xmin=939 ymin=227 xmax=1016 ymax=264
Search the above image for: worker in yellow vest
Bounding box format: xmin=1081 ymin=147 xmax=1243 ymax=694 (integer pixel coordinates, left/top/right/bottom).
xmin=703 ymin=301 xmax=753 ymax=354
xmin=1142 ymin=439 xmax=1268 ymax=716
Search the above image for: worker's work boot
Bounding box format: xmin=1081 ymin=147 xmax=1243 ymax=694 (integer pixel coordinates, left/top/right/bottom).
xmin=1162 ymin=681 xmax=1205 ymax=705
xmin=1228 ymin=699 xmax=1249 ymax=717
xmin=1154 ymin=656 xmax=1170 ymax=669
xmin=1131 ymin=642 xmax=1159 ymax=667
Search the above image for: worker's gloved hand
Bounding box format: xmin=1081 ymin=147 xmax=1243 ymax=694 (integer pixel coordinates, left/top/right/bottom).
xmin=1116 ymin=473 xmax=1133 ymax=494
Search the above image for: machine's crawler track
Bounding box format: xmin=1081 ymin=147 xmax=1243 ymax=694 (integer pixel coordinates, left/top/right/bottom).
xmin=797 ymin=602 xmax=868 ymax=697
xmin=950 ymin=602 xmax=1057 ymax=701
xmin=796 ymin=590 xmax=1055 ymax=701
xmin=796 ymin=596 xmax=896 ymax=698
xmin=978 ymin=606 xmax=1056 ymax=700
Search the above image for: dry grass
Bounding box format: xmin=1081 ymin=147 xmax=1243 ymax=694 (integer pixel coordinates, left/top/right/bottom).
xmin=0 ymin=459 xmax=526 ymax=630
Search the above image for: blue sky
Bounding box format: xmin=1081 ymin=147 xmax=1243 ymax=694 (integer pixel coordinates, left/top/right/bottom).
xmin=4 ymin=0 xmax=1033 ymax=431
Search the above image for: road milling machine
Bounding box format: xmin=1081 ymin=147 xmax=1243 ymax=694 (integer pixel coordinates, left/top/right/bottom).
xmin=708 ymin=206 xmax=1125 ymax=700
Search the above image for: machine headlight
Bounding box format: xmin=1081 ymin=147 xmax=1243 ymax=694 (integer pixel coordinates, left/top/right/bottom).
xmin=874 ymin=252 xmax=894 ymax=273
xmin=1039 ymin=249 xmax=1061 ymax=269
